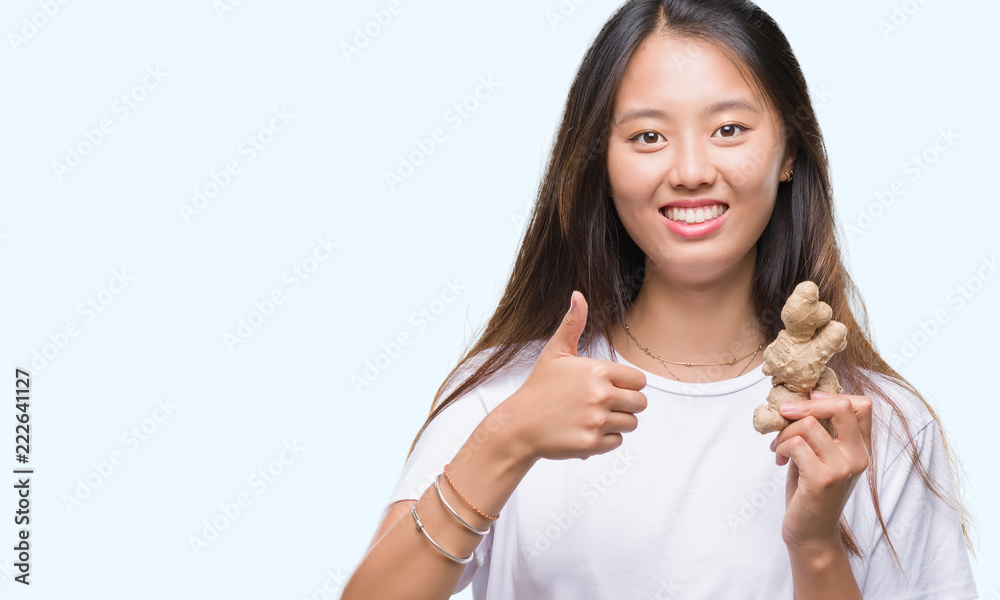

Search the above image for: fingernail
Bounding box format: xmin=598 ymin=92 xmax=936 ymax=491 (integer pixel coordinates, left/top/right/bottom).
xmin=810 ymin=390 xmax=829 ymax=399
xmin=769 ymin=437 xmax=778 ymax=451
xmin=780 ymin=402 xmax=798 ymax=415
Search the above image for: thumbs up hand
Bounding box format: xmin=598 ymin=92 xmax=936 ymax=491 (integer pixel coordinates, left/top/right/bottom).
xmin=501 ymin=291 xmax=648 ymax=462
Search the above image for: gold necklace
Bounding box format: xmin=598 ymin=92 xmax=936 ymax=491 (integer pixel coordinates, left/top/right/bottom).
xmin=623 ymin=323 xmax=765 ymax=383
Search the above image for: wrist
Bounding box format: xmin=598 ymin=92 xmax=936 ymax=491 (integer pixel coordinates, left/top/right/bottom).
xmin=488 ymin=393 xmax=538 ymax=468
xmin=785 ymin=535 xmax=847 ymax=570
xmin=460 ymin=397 xmax=537 ymax=473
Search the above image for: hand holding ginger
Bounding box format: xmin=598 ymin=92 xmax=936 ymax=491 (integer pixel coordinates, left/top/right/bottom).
xmin=753 ymin=281 xmax=848 ymax=434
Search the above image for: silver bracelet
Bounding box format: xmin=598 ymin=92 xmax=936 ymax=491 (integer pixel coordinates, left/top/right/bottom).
xmin=434 ymin=474 xmax=490 ymax=536
xmin=411 ymin=502 xmax=474 ymax=565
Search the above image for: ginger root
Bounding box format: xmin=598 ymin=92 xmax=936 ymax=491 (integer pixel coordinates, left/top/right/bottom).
xmin=752 ymin=281 xmax=848 ymax=434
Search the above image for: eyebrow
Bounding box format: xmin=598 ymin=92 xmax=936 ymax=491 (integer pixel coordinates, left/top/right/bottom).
xmin=614 ymin=98 xmax=759 ymax=126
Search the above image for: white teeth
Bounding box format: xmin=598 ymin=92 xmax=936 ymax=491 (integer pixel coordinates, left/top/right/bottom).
xmin=664 ymin=204 xmax=727 ymax=224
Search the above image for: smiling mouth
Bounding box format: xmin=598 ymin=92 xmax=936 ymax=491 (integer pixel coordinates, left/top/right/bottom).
xmin=660 ymin=204 xmax=729 ymax=224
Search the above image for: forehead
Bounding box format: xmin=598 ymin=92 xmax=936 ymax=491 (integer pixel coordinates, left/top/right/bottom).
xmin=613 ymin=33 xmax=770 ymax=121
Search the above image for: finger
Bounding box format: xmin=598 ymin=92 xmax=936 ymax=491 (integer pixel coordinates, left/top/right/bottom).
xmin=544 ymin=290 xmax=587 ymax=357
xmin=607 ymin=363 xmax=647 ymax=391
xmin=602 ymin=410 xmax=639 ymax=434
xmin=780 ymin=427 xmax=865 ymax=501
xmin=595 ymin=431 xmax=624 ymax=455
xmin=780 ymin=394 xmax=865 ymax=452
xmin=779 ymin=416 xmax=842 ymax=466
xmin=776 ymin=435 xmax=822 ymax=474
xmin=776 ymin=412 xmax=869 ymax=477
xmin=784 ymin=456 xmax=799 ymax=503
xmin=609 ymin=389 xmax=648 ymax=415
xmin=845 ymin=394 xmax=873 ymax=459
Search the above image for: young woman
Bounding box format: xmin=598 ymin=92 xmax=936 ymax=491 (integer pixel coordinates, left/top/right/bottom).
xmin=343 ymin=1 xmax=977 ymax=598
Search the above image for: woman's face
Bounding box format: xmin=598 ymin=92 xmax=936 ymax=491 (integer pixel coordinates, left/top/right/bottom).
xmin=607 ymin=33 xmax=794 ymax=286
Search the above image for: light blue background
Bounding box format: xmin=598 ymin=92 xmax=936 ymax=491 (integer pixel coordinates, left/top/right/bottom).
xmin=0 ymin=0 xmax=996 ymax=597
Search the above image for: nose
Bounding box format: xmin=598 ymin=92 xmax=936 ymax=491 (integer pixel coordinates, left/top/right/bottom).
xmin=665 ymin=137 xmax=716 ymax=190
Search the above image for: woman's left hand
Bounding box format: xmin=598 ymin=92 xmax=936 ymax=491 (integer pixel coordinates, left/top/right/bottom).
xmin=770 ymin=389 xmax=873 ymax=550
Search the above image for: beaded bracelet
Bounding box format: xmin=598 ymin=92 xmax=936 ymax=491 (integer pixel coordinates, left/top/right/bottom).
xmin=411 ymin=501 xmax=474 ymax=565
xmin=442 ymin=463 xmax=500 ymax=521
xmin=434 ymin=474 xmax=490 ymax=536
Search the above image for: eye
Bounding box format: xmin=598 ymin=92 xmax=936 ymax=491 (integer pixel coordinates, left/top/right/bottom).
xmin=627 ymin=131 xmax=664 ymax=145
xmin=713 ymin=124 xmax=749 ymax=138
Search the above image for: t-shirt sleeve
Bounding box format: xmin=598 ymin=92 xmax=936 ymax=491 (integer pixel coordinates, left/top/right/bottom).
xmin=381 ymin=383 xmax=495 ymax=595
xmin=856 ymin=414 xmax=978 ymax=599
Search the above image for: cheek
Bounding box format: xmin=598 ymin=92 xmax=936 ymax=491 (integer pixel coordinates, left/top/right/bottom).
xmin=611 ymin=193 xmax=658 ymax=248
xmin=608 ymin=146 xmax=662 ymax=196
xmin=611 ymin=196 xmax=644 ymax=233
xmin=717 ymin=143 xmax=781 ymax=196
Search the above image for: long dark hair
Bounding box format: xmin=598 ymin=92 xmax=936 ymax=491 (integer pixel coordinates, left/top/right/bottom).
xmin=405 ymin=0 xmax=975 ymax=565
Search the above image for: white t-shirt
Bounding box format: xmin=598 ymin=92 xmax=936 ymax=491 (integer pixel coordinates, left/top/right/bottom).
xmin=381 ymin=336 xmax=978 ymax=599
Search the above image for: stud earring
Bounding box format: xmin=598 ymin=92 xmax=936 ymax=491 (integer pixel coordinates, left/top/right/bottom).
xmin=781 ymin=169 xmax=794 ymax=182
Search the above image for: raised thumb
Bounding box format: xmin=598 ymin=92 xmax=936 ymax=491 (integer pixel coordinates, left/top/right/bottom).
xmin=547 ymin=290 xmax=587 ymax=356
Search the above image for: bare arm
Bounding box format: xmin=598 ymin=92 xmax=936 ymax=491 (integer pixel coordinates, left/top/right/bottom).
xmin=343 ymin=291 xmax=647 ymax=598
xmin=788 ymin=539 xmax=862 ymax=600
xmin=341 ymin=403 xmax=537 ymax=600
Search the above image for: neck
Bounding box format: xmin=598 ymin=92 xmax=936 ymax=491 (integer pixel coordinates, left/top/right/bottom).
xmin=612 ymin=251 xmax=767 ymax=383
